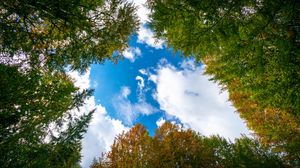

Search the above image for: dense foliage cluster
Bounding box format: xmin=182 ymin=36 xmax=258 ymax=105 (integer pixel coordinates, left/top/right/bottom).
xmin=147 ymin=0 xmax=300 ymax=163
xmin=1 ymin=0 xmax=139 ymax=71
xmin=91 ymin=123 xmax=285 ymax=168
xmin=0 ymin=0 xmax=138 ymax=167
xmin=0 ymin=64 xmax=94 ymax=167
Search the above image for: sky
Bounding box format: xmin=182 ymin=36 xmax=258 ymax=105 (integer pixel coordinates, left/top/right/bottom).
xmin=69 ymin=1 xmax=251 ymax=167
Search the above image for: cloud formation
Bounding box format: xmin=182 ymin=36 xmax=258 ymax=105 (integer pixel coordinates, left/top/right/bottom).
xmin=68 ymin=70 xmax=128 ymax=168
xmin=136 ymin=75 xmax=145 ymax=91
xmin=81 ymin=100 xmax=128 ymax=168
xmin=129 ymin=0 xmax=149 ymax=24
xmin=113 ymin=86 xmax=157 ymax=125
xmin=149 ymin=59 xmax=250 ymax=140
xmin=122 ymin=47 xmax=142 ymax=62
xmin=127 ymin=0 xmax=164 ymax=49
xmin=137 ymin=25 xmax=164 ymax=49
xmin=156 ymin=117 xmax=166 ymax=127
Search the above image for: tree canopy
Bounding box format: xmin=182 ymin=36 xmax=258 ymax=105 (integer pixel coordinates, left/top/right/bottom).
xmin=148 ymin=0 xmax=300 ymax=114
xmin=1 ymin=0 xmax=139 ymax=71
xmin=147 ymin=0 xmax=300 ymax=163
xmin=91 ymin=122 xmax=285 ymax=168
xmin=0 ymin=64 xmax=94 ymax=167
xmin=0 ymin=0 xmax=139 ymax=166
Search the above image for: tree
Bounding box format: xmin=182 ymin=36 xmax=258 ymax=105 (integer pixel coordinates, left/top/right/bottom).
xmin=227 ymin=83 xmax=300 ymax=165
xmin=0 ymin=64 xmax=93 ymax=167
xmin=1 ymin=0 xmax=139 ymax=166
xmin=224 ymin=136 xmax=285 ymax=167
xmin=148 ymin=0 xmax=300 ymax=113
xmin=1 ymin=0 xmax=139 ymax=72
xmin=91 ymin=122 xmax=284 ymax=168
xmin=152 ymin=122 xmax=212 ymax=167
xmin=107 ymin=124 xmax=152 ymax=168
xmin=147 ymin=0 xmax=300 ymax=163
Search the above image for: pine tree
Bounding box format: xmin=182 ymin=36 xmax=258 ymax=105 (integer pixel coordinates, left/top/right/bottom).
xmin=147 ymin=0 xmax=300 ymax=163
xmin=0 ymin=64 xmax=93 ymax=167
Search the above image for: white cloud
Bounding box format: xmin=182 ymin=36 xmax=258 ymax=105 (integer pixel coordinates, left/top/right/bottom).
xmin=68 ymin=70 xmax=128 ymax=168
xmin=180 ymin=59 xmax=197 ymax=71
xmin=128 ymin=0 xmax=164 ymax=49
xmin=149 ymin=59 xmax=250 ymax=140
xmin=137 ymin=25 xmax=164 ymax=49
xmin=135 ymin=47 xmax=142 ymax=56
xmin=135 ymin=75 xmax=145 ymax=90
xmin=68 ymin=69 xmax=91 ymax=91
xmin=121 ymin=86 xmax=131 ymax=98
xmin=113 ymin=86 xmax=157 ymax=125
xmin=122 ymin=47 xmax=142 ymax=62
xmin=139 ymin=69 xmax=148 ymax=75
xmin=129 ymin=0 xmax=150 ymax=24
xmin=81 ymin=98 xmax=128 ymax=168
xmin=156 ymin=117 xmax=166 ymax=127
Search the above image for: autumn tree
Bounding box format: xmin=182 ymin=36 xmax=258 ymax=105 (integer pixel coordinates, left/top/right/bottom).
xmin=147 ymin=0 xmax=300 ymax=163
xmin=147 ymin=0 xmax=300 ymax=114
xmin=1 ymin=0 xmax=139 ymax=72
xmin=91 ymin=122 xmax=284 ymax=168
xmin=151 ymin=122 xmax=213 ymax=167
xmin=0 ymin=64 xmax=94 ymax=167
xmin=226 ymin=82 xmax=300 ymax=165
xmin=107 ymin=124 xmax=152 ymax=168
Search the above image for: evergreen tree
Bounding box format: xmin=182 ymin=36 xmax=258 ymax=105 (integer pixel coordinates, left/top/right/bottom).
xmin=1 ymin=0 xmax=139 ymax=166
xmin=147 ymin=0 xmax=300 ymax=163
xmin=0 ymin=64 xmax=93 ymax=167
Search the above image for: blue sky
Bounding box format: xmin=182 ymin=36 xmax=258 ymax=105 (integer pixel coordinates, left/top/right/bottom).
xmin=70 ymin=1 xmax=250 ymax=167
xmin=89 ymin=35 xmax=181 ymax=133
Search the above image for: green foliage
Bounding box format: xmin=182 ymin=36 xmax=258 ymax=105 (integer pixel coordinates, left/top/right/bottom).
xmin=1 ymin=0 xmax=139 ymax=72
xmin=148 ymin=0 xmax=300 ymax=114
xmin=147 ymin=0 xmax=300 ymax=163
xmin=1 ymin=0 xmax=139 ymax=166
xmin=0 ymin=64 xmax=94 ymax=167
xmin=91 ymin=122 xmax=285 ymax=168
xmin=228 ymin=86 xmax=300 ymax=165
